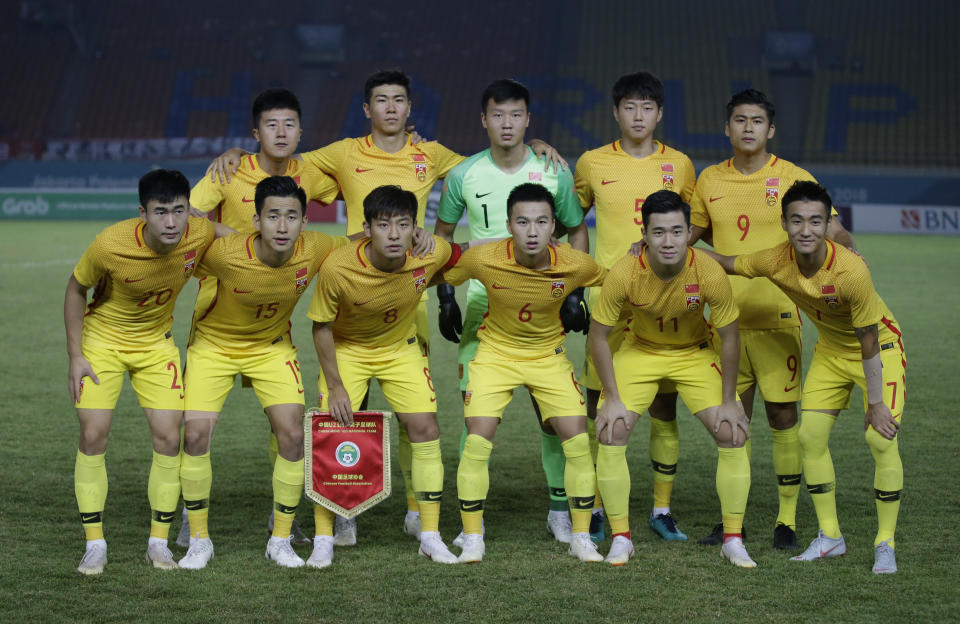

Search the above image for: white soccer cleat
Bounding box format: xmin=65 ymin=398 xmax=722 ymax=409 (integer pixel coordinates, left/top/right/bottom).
xmin=568 ymin=532 xmax=604 ymax=563
xmin=77 ymin=541 xmax=107 ymax=575
xmin=604 ymin=535 xmax=635 ymax=566
xmin=267 ymin=512 xmax=311 ymax=546
xmin=546 ymin=510 xmax=573 ymax=544
xmin=178 ymin=537 xmax=214 ymax=570
xmin=334 ymin=515 xmax=357 ymax=546
xmin=791 ymin=531 xmax=846 ymax=562
xmin=307 ymin=536 xmax=335 ymax=569
xmin=453 ymin=519 xmax=485 ymax=548
xmin=145 ymin=541 xmax=178 ymax=570
xmin=872 ymin=540 xmax=897 ymax=574
xmin=458 ymin=534 xmax=485 ymax=564
xmin=721 ymin=537 xmax=757 ymax=568
xmin=266 ymin=536 xmax=306 ymax=568
xmin=419 ymin=531 xmax=458 ymax=564
xmin=176 ymin=508 xmax=191 ymax=548
xmin=403 ymin=511 xmax=421 ymax=540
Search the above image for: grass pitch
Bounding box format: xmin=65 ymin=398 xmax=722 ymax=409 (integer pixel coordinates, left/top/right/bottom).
xmin=0 ymin=221 xmax=957 ymax=623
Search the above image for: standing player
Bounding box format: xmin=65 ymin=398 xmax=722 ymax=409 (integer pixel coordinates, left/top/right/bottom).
xmin=575 ymin=72 xmax=696 ymax=541
xmin=686 ymin=89 xmax=857 ymax=549
xmin=307 ymin=185 xmax=468 ymax=568
xmin=442 ymin=183 xmax=606 ymax=563
xmin=434 ymin=79 xmax=589 ymax=544
xmin=589 ymin=190 xmax=755 ymax=568
xmin=178 ymin=176 xmax=348 ymax=570
xmin=705 ymin=181 xmax=905 ymax=574
xmin=182 ymin=87 xmax=340 ymax=547
xmin=65 ymin=169 xmax=217 ymax=574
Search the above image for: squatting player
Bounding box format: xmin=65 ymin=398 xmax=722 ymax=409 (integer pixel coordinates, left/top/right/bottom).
xmin=178 ymin=176 xmax=348 ymax=570
xmin=307 ymin=185 xmax=471 ymax=568
xmin=589 ymin=190 xmax=756 ymax=569
xmin=575 ymin=71 xmax=696 ymax=542
xmin=684 ymin=89 xmax=857 ymax=549
xmin=435 ymin=79 xmax=589 ymax=545
xmin=65 ymin=169 xmax=218 ymax=574
xmin=442 ymin=183 xmax=606 ymax=563
xmin=705 ymin=181 xmax=905 ymax=574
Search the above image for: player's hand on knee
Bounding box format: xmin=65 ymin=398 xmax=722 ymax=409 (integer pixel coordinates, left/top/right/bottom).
xmin=866 ymin=402 xmax=899 ymax=440
xmin=68 ymin=356 xmax=99 ymax=404
xmin=411 ymin=227 xmax=436 ymax=258
xmin=436 ymin=284 xmax=462 ymax=343
xmin=329 ymin=385 xmax=354 ymax=427
xmin=714 ymin=400 xmax=749 ymax=446
xmin=596 ymin=397 xmax=629 ymax=445
xmin=560 ymin=287 xmax=590 ymax=334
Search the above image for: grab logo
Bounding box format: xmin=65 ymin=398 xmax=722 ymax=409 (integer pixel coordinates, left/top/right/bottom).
xmin=3 ymin=196 xmax=49 ymax=216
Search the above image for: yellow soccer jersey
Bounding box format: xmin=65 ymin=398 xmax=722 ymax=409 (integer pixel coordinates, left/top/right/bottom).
xmin=190 ymin=154 xmax=339 ymax=233
xmin=735 ymin=240 xmax=902 ymax=359
xmin=307 ymin=236 xmax=458 ymax=351
xmin=689 ymin=155 xmax=834 ymax=330
xmin=301 ymin=135 xmax=463 ymax=234
xmin=594 ymin=248 xmax=739 ymax=352
xmin=443 ymin=240 xmax=607 ymax=360
xmin=575 ymin=140 xmax=695 ymax=269
xmin=73 ymin=217 xmax=215 ymax=349
xmin=192 ymin=230 xmax=348 ymax=352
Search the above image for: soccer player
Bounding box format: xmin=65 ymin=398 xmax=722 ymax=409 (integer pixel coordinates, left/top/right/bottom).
xmin=442 ymin=183 xmax=606 ymax=563
xmin=704 ymin=180 xmax=905 ymax=574
xmin=182 ymin=87 xmax=340 ymax=547
xmin=434 ymin=79 xmax=589 ymax=545
xmin=65 ymin=169 xmax=217 ymax=574
xmin=575 ymin=71 xmax=696 ymax=541
xmin=589 ymin=190 xmax=755 ymax=568
xmin=685 ymin=89 xmax=857 ymax=549
xmin=307 ymin=184 xmax=466 ymax=568
xmin=178 ymin=176 xmax=348 ymax=570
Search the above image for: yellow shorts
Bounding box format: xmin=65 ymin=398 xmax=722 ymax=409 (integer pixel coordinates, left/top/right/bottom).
xmin=464 ymin=344 xmax=586 ymax=420
xmin=714 ymin=327 xmax=803 ymax=401
xmin=801 ymin=344 xmax=906 ymax=417
xmin=317 ymin=337 xmax=437 ymax=414
xmin=183 ymin=343 xmax=305 ymax=413
xmin=75 ymin=339 xmax=184 ymax=411
xmin=582 ymin=313 xmax=629 ymax=391
xmin=604 ymin=345 xmax=728 ymax=416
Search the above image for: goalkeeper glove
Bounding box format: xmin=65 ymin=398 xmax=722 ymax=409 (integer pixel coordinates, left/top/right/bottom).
xmin=560 ymin=287 xmax=589 ymax=333
xmin=437 ymin=283 xmax=462 ymax=343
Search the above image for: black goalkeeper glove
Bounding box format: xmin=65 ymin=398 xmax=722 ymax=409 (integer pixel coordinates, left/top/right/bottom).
xmin=437 ymin=283 xmax=462 ymax=343
xmin=560 ymin=287 xmax=589 ymax=334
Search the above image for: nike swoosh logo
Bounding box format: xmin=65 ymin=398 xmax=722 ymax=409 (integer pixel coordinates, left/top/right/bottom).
xmin=783 ymin=384 xmax=799 ymax=392
xmin=475 ymin=192 xmax=493 ymax=198
xmin=461 ymin=502 xmax=482 ymax=511
xmin=233 ymin=288 xmax=253 ymax=294
xmin=125 ymin=277 xmax=145 ymax=283
xmin=355 ymin=167 xmax=373 ymax=173
xmin=354 ymin=299 xmax=373 ymax=306
xmin=709 ymin=196 xmax=724 ymax=202
xmin=491 ymin=284 xmax=509 ymax=290
xmin=241 ymin=197 xmax=255 ymax=203
xmin=821 ymin=543 xmax=843 ymax=557
xmin=630 ymin=301 xmax=649 ymax=307
xmin=601 ymin=179 xmax=618 ymax=185
xmin=80 ymin=513 xmax=100 ymax=523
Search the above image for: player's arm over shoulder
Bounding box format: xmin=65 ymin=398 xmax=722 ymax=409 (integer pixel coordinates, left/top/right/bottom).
xmin=731 ymin=244 xmax=784 ymax=279
xmin=568 ymin=247 xmax=607 ymax=287
xmin=301 ymin=139 xmax=348 ymax=175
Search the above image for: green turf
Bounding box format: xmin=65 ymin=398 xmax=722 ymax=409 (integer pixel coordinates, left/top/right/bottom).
xmin=1 ymin=221 xmax=957 ymax=623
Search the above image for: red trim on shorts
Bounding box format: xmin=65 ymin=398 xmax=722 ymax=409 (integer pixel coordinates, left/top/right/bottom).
xmin=880 ymin=316 xmax=906 ymax=369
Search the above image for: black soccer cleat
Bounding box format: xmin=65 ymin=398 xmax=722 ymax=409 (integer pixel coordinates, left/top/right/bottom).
xmin=773 ymin=523 xmax=799 ymax=550
xmin=698 ymin=522 xmax=747 ymax=546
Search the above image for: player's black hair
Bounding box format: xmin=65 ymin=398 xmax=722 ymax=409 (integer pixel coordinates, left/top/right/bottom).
xmin=254 ymin=175 xmax=307 ymax=216
xmin=364 ymin=69 xmax=411 ymax=102
xmin=641 ymin=190 xmax=690 ymax=228
xmin=252 ymin=88 xmax=302 ymax=127
xmin=481 ymin=78 xmax=530 ymax=112
xmin=363 ymin=185 xmax=417 ymax=223
xmin=612 ymin=71 xmax=664 ymax=108
xmin=781 ymin=180 xmax=832 ymax=220
xmin=138 ymin=169 xmax=190 ymax=208
xmin=726 ymin=89 xmax=776 ymax=124
xmin=506 ymin=183 xmax=556 ymax=219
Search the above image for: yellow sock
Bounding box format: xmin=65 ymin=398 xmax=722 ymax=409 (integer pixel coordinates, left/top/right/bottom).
xmin=180 ymin=451 xmax=211 ymax=539
xmin=649 ymin=417 xmax=679 ymax=509
xmin=596 ymin=444 xmax=630 ymax=535
xmin=561 ymin=433 xmax=595 ymax=534
xmin=771 ymin=425 xmax=802 ymax=530
xmin=867 ymin=419 xmax=903 ymax=548
xmin=269 ymin=432 xmax=279 ymax=468
xmin=272 ymin=456 xmax=304 ymax=539
xmin=398 ymin=425 xmax=419 ymax=513
xmin=716 ymin=447 xmax=750 ymax=536
xmin=75 ymin=450 xmax=107 ymax=541
xmin=411 ymin=439 xmax=443 ymax=533
xmin=799 ymin=411 xmax=841 ymax=538
xmin=457 ymin=434 xmax=492 ymax=535
xmin=148 ymin=451 xmax=181 ymax=540
xmin=314 ymin=504 xmax=334 ymax=537
xmin=587 ymin=417 xmax=603 ymax=510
